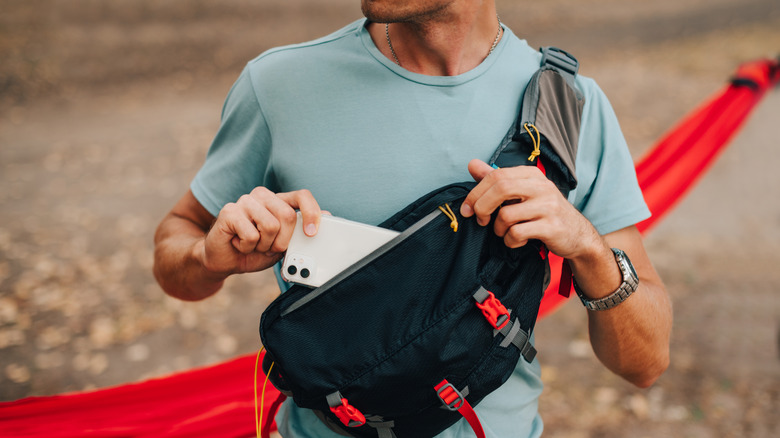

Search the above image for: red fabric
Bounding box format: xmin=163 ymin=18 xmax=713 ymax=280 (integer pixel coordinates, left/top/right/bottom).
xmin=634 ymin=58 xmax=780 ymax=234
xmin=0 ymin=354 xmax=273 ymax=437
xmin=1 ymin=58 xmax=777 ymax=438
xmin=538 ymin=57 xmax=780 ymax=318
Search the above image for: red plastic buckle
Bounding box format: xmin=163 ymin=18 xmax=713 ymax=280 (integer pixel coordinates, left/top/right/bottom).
xmin=434 ymin=380 xmax=465 ymax=411
xmin=329 ymin=398 xmax=366 ymax=427
xmin=475 ymin=291 xmax=510 ymax=330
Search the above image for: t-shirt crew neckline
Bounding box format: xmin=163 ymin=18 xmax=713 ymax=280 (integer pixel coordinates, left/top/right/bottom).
xmin=358 ymin=18 xmax=509 ymax=86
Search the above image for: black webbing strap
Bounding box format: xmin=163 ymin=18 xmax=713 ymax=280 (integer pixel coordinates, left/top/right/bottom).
xmin=365 ymin=416 xmax=397 ymax=438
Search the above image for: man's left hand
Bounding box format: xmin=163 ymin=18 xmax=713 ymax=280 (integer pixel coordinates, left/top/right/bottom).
xmin=459 ymin=159 xmax=600 ymax=260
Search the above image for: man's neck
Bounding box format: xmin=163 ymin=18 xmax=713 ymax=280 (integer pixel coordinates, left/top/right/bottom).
xmin=367 ymin=2 xmax=501 ymax=76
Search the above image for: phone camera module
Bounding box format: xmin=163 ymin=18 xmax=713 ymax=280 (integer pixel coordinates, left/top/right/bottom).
xmin=300 ymin=268 xmax=310 ymax=279
xmin=287 ymin=265 xmax=298 ymax=276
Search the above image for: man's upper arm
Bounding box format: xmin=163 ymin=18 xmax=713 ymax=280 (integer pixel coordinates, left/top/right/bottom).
xmin=190 ymin=67 xmax=274 ymax=218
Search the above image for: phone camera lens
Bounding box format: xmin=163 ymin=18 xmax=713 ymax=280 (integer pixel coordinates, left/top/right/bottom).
xmin=300 ymin=268 xmax=310 ymax=279
xmin=287 ymin=265 xmax=297 ymax=276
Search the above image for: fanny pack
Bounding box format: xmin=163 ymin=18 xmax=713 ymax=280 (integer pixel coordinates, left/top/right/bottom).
xmin=260 ymin=47 xmax=583 ymax=438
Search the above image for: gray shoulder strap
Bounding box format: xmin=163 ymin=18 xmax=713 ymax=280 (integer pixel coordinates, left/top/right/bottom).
xmin=489 ymin=46 xmax=583 ymax=192
xmin=540 ymin=47 xmax=579 ymax=87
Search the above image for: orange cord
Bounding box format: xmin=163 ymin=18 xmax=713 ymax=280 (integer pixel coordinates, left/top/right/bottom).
xmin=438 ymin=203 xmax=459 ymax=232
xmin=254 ymin=347 xmax=274 ymax=438
xmin=523 ymin=123 xmax=541 ymax=161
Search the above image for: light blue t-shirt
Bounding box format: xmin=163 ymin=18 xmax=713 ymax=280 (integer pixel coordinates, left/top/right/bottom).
xmin=191 ymin=19 xmax=649 ymax=438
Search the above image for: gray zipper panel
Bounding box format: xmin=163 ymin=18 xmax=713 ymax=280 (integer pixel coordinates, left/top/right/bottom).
xmin=281 ymin=209 xmax=443 ymax=317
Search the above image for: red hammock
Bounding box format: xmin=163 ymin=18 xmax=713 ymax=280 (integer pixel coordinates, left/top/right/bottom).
xmin=2 ymin=58 xmax=778 ymax=438
xmin=538 ymin=57 xmax=780 ymax=317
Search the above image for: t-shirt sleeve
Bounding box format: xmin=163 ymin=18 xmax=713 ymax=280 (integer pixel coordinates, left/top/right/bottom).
xmin=568 ymin=77 xmax=651 ymax=235
xmin=190 ymin=67 xmax=274 ymax=217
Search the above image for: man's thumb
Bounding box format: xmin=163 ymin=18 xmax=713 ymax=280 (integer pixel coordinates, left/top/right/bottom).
xmin=467 ymin=159 xmax=494 ymax=182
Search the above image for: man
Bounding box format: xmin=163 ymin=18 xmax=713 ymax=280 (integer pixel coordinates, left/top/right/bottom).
xmin=154 ymin=0 xmax=672 ymax=436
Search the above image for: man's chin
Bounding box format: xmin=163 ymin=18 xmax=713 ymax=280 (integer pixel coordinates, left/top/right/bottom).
xmin=360 ymin=0 xmax=428 ymax=24
xmin=361 ymin=2 xmax=393 ymax=23
xmin=361 ymin=1 xmax=451 ymax=25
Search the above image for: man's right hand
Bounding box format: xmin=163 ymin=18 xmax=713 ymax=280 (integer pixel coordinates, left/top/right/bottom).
xmin=153 ymin=187 xmax=321 ymax=301
xmin=202 ymin=187 xmax=322 ymax=275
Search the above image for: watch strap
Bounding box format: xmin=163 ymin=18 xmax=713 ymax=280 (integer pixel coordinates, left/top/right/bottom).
xmin=575 ymin=248 xmax=639 ymax=311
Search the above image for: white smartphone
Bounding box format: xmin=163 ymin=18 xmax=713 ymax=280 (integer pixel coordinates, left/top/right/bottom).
xmin=281 ymin=213 xmax=400 ymax=288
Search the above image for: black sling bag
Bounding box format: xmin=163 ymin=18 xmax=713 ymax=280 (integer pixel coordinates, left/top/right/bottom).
xmin=260 ymin=47 xmax=583 ymax=438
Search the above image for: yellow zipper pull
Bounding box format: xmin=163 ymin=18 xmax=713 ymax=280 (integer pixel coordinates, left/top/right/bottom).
xmin=523 ymin=123 xmax=541 ymax=162
xmin=438 ymin=203 xmax=459 ymax=232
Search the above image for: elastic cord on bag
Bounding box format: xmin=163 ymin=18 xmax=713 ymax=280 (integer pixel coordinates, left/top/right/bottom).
xmin=438 ymin=203 xmax=459 ymax=232
xmin=254 ymin=347 xmax=264 ymax=437
xmin=254 ymin=347 xmax=275 ymax=438
xmin=523 ymin=123 xmax=541 ymax=162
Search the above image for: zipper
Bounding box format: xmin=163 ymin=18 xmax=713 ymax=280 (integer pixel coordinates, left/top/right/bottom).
xmin=281 ymin=207 xmax=445 ymax=317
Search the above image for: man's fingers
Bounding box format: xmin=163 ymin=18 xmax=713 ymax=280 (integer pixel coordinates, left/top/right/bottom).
xmin=461 ymin=159 xmax=494 ymax=218
xmin=503 ymin=222 xmax=534 ymax=249
xmin=493 ymin=202 xmax=535 ymax=237
xmin=467 ymin=159 xmax=494 ymax=183
xmin=277 ymin=189 xmax=322 ymax=236
xmin=463 ymin=166 xmax=550 ymax=226
xmin=232 ymin=191 xmax=285 ymax=253
xmin=217 ymin=203 xmax=261 ymax=254
xmin=261 ymin=204 xmax=297 ymax=254
xmin=220 ymin=187 xmax=322 ymax=257
xmin=231 ymin=235 xmax=253 ymax=254
xmin=460 ymin=159 xmax=495 ymax=219
xmin=202 ymin=186 xmax=323 ymax=277
xmin=470 ymin=175 xmax=539 ymax=225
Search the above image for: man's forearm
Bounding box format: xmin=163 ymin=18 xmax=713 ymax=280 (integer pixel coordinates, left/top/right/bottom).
xmin=153 ymin=214 xmax=228 ymax=301
xmin=587 ymin=279 xmax=672 ymax=387
xmin=569 ymin=226 xmax=672 ymax=387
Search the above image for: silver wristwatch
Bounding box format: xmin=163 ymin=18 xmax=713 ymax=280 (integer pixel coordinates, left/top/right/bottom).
xmin=575 ymin=248 xmax=639 ymax=311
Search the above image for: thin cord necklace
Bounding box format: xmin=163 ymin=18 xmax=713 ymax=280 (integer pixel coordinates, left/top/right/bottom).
xmin=385 ymin=15 xmax=503 ymax=68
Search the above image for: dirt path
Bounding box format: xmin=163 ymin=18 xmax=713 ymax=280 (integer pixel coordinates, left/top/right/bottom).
xmin=1 ymin=1 xmax=779 ymax=436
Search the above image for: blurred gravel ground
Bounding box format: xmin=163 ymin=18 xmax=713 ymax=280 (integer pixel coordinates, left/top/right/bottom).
xmin=1 ymin=1 xmax=779 ymax=437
